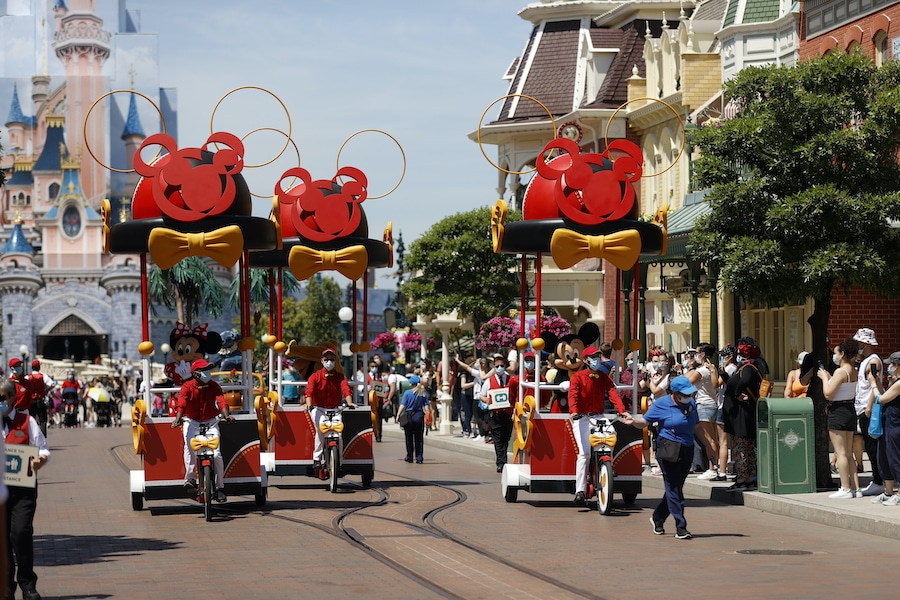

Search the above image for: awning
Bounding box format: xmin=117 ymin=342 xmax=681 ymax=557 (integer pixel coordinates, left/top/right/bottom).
xmin=640 ymin=190 xmax=712 ymax=264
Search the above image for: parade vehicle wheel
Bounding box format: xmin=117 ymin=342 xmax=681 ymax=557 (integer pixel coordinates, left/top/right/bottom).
xmin=595 ymin=456 xmax=614 ymax=516
xmin=361 ymin=471 xmax=373 ymax=488
xmin=254 ymin=487 xmax=267 ymax=506
xmin=622 ymin=493 xmax=637 ymax=505
xmin=131 ymin=492 xmax=143 ymax=511
xmin=203 ymin=465 xmax=214 ymax=522
xmin=503 ymin=484 xmax=518 ymax=503
xmin=328 ymin=445 xmax=340 ymax=493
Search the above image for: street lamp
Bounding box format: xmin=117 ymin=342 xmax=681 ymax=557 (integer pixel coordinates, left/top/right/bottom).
xmin=160 ymin=342 xmax=171 ymax=365
xmin=18 ymin=344 xmax=29 ymax=375
xmin=339 ymin=306 xmax=353 ymax=375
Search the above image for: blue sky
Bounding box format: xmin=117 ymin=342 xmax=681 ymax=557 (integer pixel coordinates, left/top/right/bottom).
xmin=127 ymin=0 xmax=532 ymax=287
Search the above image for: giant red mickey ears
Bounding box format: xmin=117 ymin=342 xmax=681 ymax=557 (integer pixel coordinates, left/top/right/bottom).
xmin=275 ymin=167 xmax=368 ymax=243
xmin=133 ymin=132 xmax=245 ymax=222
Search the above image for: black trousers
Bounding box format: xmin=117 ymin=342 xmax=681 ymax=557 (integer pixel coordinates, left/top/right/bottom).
xmin=859 ymin=413 xmax=884 ymax=485
xmin=7 ymin=485 xmax=38 ymax=595
xmin=488 ymin=411 xmax=513 ymax=468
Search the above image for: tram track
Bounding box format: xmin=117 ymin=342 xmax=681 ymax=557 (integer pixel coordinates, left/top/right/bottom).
xmin=112 ymin=444 xmax=602 ymax=599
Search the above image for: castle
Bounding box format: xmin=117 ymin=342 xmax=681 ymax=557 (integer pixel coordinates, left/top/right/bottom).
xmin=0 ymin=0 xmax=233 ymax=375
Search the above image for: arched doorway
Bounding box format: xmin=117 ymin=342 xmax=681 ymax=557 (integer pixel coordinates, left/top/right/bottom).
xmin=37 ymin=314 xmax=108 ymax=362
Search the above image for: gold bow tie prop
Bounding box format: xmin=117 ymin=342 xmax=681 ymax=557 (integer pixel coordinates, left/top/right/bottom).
xmin=590 ymin=432 xmax=618 ymax=449
xmin=148 ymin=225 xmax=244 ymax=270
xmin=550 ymin=229 xmax=641 ymax=270
xmin=512 ymin=394 xmax=537 ymax=461
xmin=288 ymin=245 xmax=368 ymax=281
xmin=132 ymin=399 xmax=146 ymax=455
xmin=653 ymin=204 xmax=669 ymax=255
xmin=491 ymin=199 xmax=508 ymax=253
xmin=190 ymin=436 xmax=221 ymax=452
xmin=255 ymin=392 xmax=278 ymax=452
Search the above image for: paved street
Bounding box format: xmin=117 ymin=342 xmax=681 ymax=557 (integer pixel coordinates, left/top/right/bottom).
xmin=24 ymin=424 xmax=900 ymax=599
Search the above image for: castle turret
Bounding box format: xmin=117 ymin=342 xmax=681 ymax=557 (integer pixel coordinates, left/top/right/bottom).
xmin=52 ymin=0 xmax=111 ymax=205
xmin=0 ymin=216 xmax=42 ymax=363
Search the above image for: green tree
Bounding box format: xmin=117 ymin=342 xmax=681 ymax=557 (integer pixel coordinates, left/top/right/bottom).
xmin=296 ymin=275 xmax=344 ymax=345
xmin=402 ymin=207 xmax=520 ymax=334
xmin=228 ymin=268 xmax=300 ymax=331
xmin=148 ymin=257 xmax=226 ymax=324
xmin=690 ymin=51 xmax=900 ymax=487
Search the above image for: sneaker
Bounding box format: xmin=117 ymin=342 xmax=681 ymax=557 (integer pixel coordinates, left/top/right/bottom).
xmin=711 ymin=474 xmax=727 ymax=482
xmin=882 ymin=495 xmax=900 ymax=506
xmin=861 ymin=482 xmax=885 ymax=496
xmin=215 ymin=488 xmax=227 ymax=503
xmin=870 ymin=493 xmax=890 ymax=504
xmin=574 ymin=491 xmax=586 ymax=506
xmin=183 ymin=479 xmax=197 ymax=492
xmin=828 ymin=488 xmax=854 ymax=499
xmin=697 ymin=469 xmax=718 ymax=480
xmin=650 ymin=517 xmax=665 ymax=535
xmin=674 ymin=527 xmax=693 ymax=539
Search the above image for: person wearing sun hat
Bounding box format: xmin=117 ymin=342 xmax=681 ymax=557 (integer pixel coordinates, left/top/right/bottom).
xmin=621 ymin=375 xmax=699 ymax=539
xmin=854 ymin=327 xmax=885 ymax=496
xmin=865 ymin=351 xmax=900 ymax=505
xmin=397 ymin=375 xmax=428 ymax=463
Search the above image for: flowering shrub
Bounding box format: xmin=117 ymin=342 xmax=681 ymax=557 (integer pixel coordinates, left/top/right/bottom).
xmin=536 ymin=315 xmax=572 ymax=340
xmin=475 ymin=317 xmax=518 ymax=351
xmin=476 ymin=315 xmax=572 ymax=352
xmin=400 ymin=331 xmax=437 ymax=352
xmin=370 ymin=331 xmax=396 ymax=352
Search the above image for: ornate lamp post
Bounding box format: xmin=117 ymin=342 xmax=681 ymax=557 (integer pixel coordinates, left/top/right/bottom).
xmin=339 ymin=306 xmax=354 ymax=376
xmin=160 ymin=342 xmax=171 ymax=365
xmin=432 ymin=314 xmax=461 ymax=436
xmin=19 ymin=344 xmax=29 ymax=375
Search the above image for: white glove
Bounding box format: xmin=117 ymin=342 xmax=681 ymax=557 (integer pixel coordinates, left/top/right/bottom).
xmin=559 ymin=380 xmax=570 ymax=392
xmin=174 ymin=360 xmax=192 ymax=380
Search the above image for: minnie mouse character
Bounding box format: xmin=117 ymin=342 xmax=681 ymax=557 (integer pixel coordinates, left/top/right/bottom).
xmin=542 ymin=322 xmax=600 ymax=413
xmin=164 ymin=322 xmax=223 ymax=385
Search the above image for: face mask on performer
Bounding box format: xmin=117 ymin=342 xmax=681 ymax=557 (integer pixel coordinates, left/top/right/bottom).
xmin=586 ymin=357 xmax=601 ymax=371
xmin=323 ymin=360 xmax=335 ymax=371
xmin=524 ymin=360 xmax=535 ymax=372
xmin=195 ymin=370 xmax=212 ymax=384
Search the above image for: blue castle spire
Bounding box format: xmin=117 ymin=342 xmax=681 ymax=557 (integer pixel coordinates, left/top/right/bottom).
xmin=6 ymin=84 xmax=35 ymax=126
xmin=2 ymin=220 xmax=35 ymax=255
xmin=121 ymin=92 xmax=145 ymax=139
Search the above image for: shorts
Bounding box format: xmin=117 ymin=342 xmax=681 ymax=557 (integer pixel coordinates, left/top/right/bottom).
xmin=716 ymin=406 xmax=724 ymax=425
xmin=697 ymin=404 xmax=717 ymax=422
xmin=828 ymin=402 xmax=856 ymax=432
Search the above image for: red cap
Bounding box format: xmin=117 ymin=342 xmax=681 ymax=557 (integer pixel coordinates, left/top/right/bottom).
xmin=581 ymin=346 xmax=600 ymax=358
xmin=523 ymin=351 xmax=535 ymax=359
xmin=191 ymin=359 xmax=212 ymax=372
xmin=31 ymin=359 xmax=40 ymax=369
xmin=8 ymin=358 xmax=22 ymax=368
xmin=321 ymin=348 xmax=337 ymax=357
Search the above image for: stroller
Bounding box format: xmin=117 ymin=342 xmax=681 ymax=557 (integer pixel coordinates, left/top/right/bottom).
xmin=90 ymin=386 xmax=112 ymax=427
xmin=63 ymin=390 xmax=79 ymax=428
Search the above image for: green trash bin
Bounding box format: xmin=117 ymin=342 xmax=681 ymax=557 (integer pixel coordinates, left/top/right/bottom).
xmin=757 ymin=397 xmax=815 ymax=494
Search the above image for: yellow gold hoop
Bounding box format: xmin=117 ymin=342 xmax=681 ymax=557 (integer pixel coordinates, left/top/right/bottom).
xmin=477 ymin=94 xmax=558 ymax=176
xmin=83 ymin=90 xmax=166 ymax=173
xmin=335 ymin=129 xmax=406 ymax=200
xmin=241 ymin=127 xmax=301 ymax=198
xmin=210 ymin=86 xmax=292 ymax=169
xmin=603 ymin=97 xmax=685 ymax=178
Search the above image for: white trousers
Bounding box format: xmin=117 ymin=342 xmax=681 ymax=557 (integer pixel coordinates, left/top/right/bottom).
xmin=182 ymin=417 xmax=224 ymax=490
xmin=573 ymin=416 xmax=591 ymax=495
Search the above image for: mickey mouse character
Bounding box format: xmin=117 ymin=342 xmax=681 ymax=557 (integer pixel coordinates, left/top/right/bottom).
xmin=542 ymin=322 xmax=600 ymax=413
xmin=164 ymin=322 xmax=223 ymax=385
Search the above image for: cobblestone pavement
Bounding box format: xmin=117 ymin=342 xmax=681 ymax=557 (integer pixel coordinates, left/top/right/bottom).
xmin=24 ymin=425 xmax=900 ymax=599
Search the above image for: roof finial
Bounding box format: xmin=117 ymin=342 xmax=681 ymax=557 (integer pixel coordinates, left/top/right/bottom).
xmin=645 ymin=20 xmax=652 ymax=39
xmin=129 ymin=64 xmax=137 ymax=89
xmin=662 ymin=12 xmax=668 ymax=29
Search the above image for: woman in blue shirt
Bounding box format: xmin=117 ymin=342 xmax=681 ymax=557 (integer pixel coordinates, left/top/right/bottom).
xmin=620 ymin=375 xmax=700 ymax=540
xmin=397 ymin=375 xmax=428 ymax=464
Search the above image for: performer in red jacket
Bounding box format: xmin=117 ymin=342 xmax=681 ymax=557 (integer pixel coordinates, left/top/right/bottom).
xmin=304 ymin=348 xmax=355 ymax=467
xmin=482 ymin=353 xmax=514 ymax=473
xmin=172 ymin=359 xmax=233 ymax=502
xmin=568 ymin=345 xmax=626 ymax=505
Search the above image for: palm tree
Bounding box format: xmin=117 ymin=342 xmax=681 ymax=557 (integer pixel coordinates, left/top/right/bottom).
xmin=228 ymin=268 xmax=300 ymax=330
xmin=148 ymin=257 xmax=226 ymax=324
